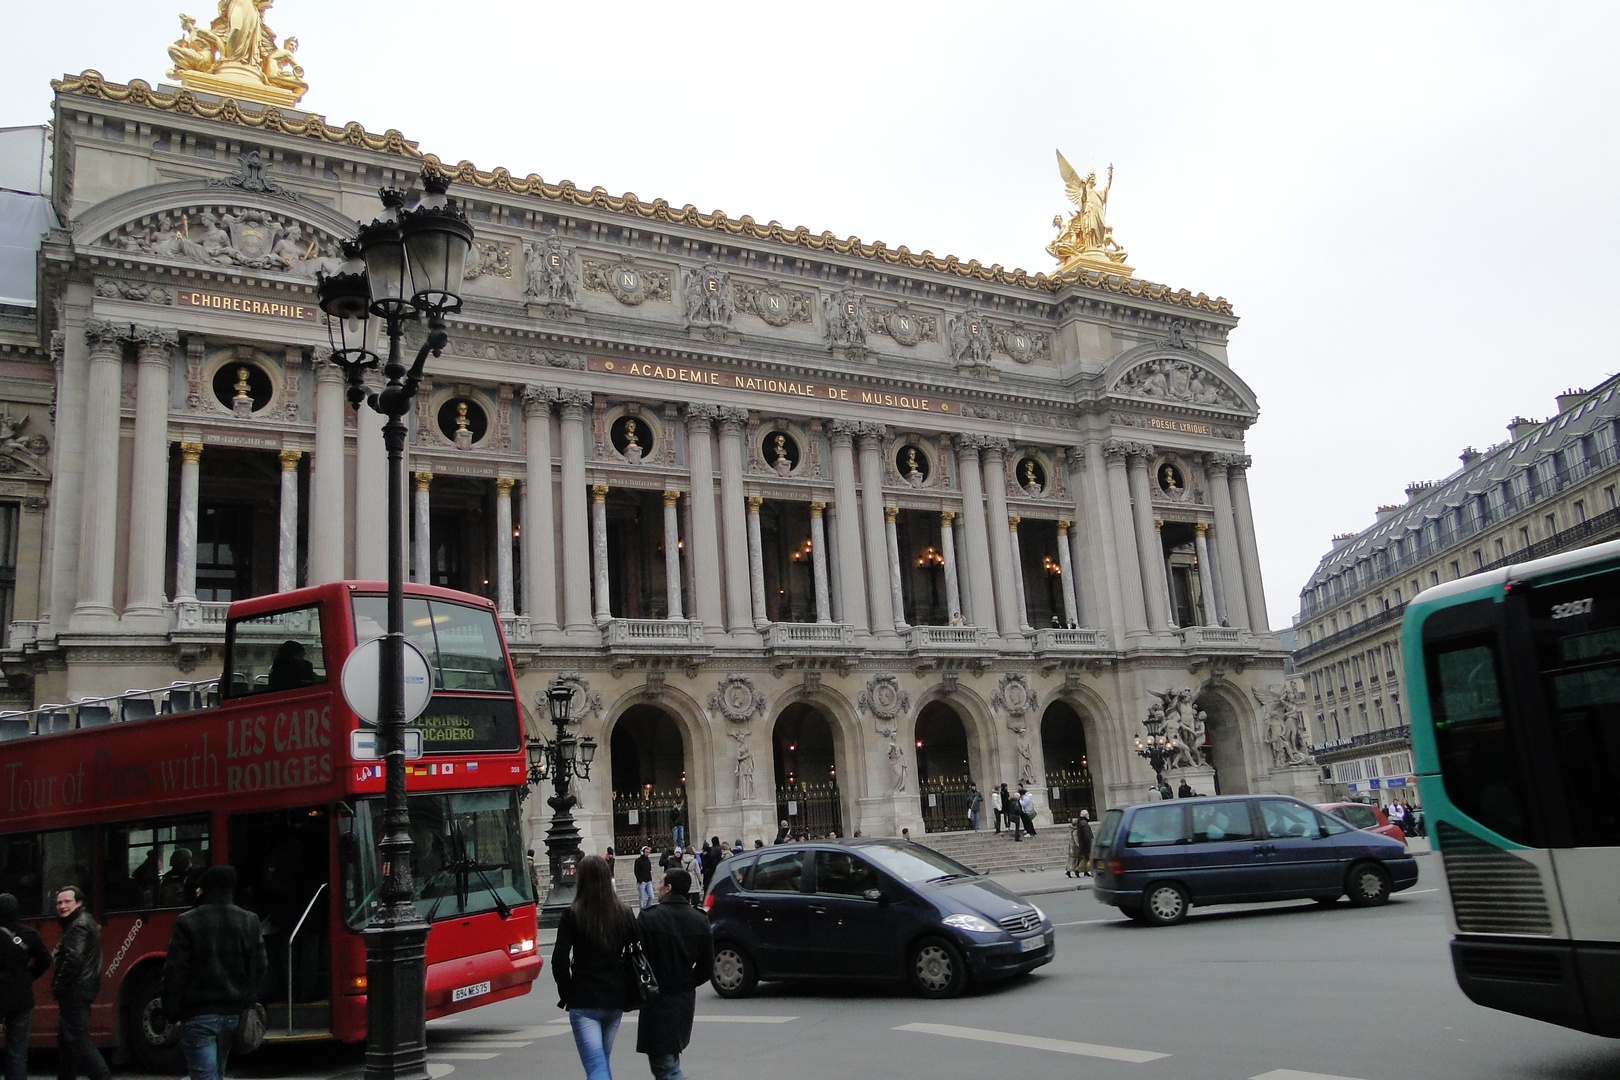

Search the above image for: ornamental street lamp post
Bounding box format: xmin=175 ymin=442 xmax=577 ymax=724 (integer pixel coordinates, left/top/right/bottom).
xmin=527 ymin=678 xmax=597 ymax=929
xmin=1134 ymin=712 xmax=1181 ymax=792
xmin=318 ymin=170 xmax=473 ymax=1080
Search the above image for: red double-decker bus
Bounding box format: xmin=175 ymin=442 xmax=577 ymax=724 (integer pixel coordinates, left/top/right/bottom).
xmin=0 ymin=582 xmax=540 ymax=1070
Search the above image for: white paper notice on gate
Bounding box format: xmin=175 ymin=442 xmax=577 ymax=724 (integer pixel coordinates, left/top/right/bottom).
xmin=787 ymin=801 xmax=798 ymax=816
xmin=928 ymin=794 xmax=938 ymax=807
xmin=627 ymin=810 xmax=639 ymax=825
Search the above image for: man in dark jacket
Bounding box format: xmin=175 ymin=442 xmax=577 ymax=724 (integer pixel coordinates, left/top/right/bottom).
xmin=51 ymin=884 xmax=109 ymax=1080
xmin=0 ymin=892 xmax=51 ymax=1080
xmin=161 ymin=866 xmax=267 ymax=1080
xmin=636 ymin=870 xmax=713 ymax=1080
xmin=634 ymin=847 xmax=655 ymax=910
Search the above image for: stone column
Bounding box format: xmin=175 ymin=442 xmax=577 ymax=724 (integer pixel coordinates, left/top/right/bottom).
xmin=953 ymin=513 xmax=972 ymax=624
xmin=73 ymin=321 xmax=126 ymax=621
xmin=884 ymin=505 xmax=908 ymax=630
xmin=521 ymin=386 xmax=559 ymax=630
xmin=310 ymin=358 xmax=347 ymax=584
xmin=857 ymin=428 xmax=896 ymax=639
xmin=174 ymin=442 xmax=203 ymax=603
xmin=1194 ymin=523 xmax=1220 ymax=626
xmin=1070 ymin=446 xmax=1119 ymax=632
xmin=1228 ymin=454 xmax=1271 ymax=634
xmin=1125 ymin=446 xmax=1170 ymax=632
xmin=1007 ymin=515 xmax=1032 ymax=631
xmin=746 ymin=495 xmax=769 ymax=628
xmin=1155 ymin=520 xmax=1179 ymax=628
xmin=1056 ymin=519 xmax=1079 ymax=627
xmin=717 ymin=408 xmax=754 ymax=635
xmin=827 ymin=422 xmax=869 ymax=633
xmin=951 ymin=435 xmax=997 ymax=633
xmin=1206 ymin=453 xmax=1248 ymax=630
xmin=1101 ymin=441 xmax=1148 ymax=634
xmin=354 ymin=395 xmax=388 ymax=580
xmin=495 ymin=478 xmax=516 ymax=617
xmin=125 ymin=326 xmax=178 ymax=619
xmin=47 ymin=314 xmax=91 ymax=634
xmin=940 ymin=511 xmax=962 ymax=622
xmin=662 ymin=491 xmax=684 ymax=619
xmin=981 ymin=439 xmax=1023 ymax=641
xmin=278 ymin=450 xmax=301 ymax=592
xmin=558 ymin=390 xmax=595 ymax=634
xmin=685 ymin=406 xmax=726 ymax=634
xmin=591 ymin=484 xmax=611 ymax=624
xmin=810 ymin=501 xmax=831 ymax=624
xmin=824 ymin=504 xmax=846 ymax=624
xmin=412 ymin=472 xmax=432 ymax=584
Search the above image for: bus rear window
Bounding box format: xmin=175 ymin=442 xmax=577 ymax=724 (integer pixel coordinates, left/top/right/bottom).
xmin=351 ymin=597 xmax=511 ymax=693
xmin=225 ymin=605 xmax=327 ymax=697
xmin=1428 ymin=638 xmax=1534 ymax=845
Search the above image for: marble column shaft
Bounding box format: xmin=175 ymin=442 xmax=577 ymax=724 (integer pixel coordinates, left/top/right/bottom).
xmin=558 ymin=391 xmax=594 ymax=633
xmin=495 ymin=478 xmax=515 ymax=616
xmin=1126 ymin=449 xmax=1170 ymax=632
xmin=952 ymin=436 xmax=997 ymax=633
xmin=1057 ymin=520 xmax=1079 ymax=627
xmin=857 ymin=430 xmax=896 ymax=637
xmin=174 ymin=442 xmax=203 ymax=603
xmin=717 ymin=409 xmax=753 ymax=634
xmin=1008 ymin=516 xmax=1031 ymax=631
xmin=1102 ymin=442 xmax=1149 ymax=633
xmin=940 ymin=511 xmax=962 ymax=621
xmin=1206 ymin=457 xmax=1249 ymax=630
xmin=74 ymin=322 xmax=125 ymax=619
xmin=685 ymin=407 xmax=726 ymax=634
xmin=827 ymin=426 xmax=869 ymax=632
xmin=48 ymin=309 xmax=93 ymax=632
xmin=810 ymin=502 xmax=832 ymax=624
xmin=278 ymin=450 xmax=301 ymax=593
xmin=412 ymin=472 xmax=432 ymax=584
xmin=883 ymin=505 xmax=907 ymax=630
xmin=1194 ymin=523 xmax=1220 ymax=626
xmin=354 ymin=396 xmax=388 ymax=580
xmin=126 ymin=327 xmax=178 ymax=617
xmin=521 ymin=389 xmax=559 ymax=629
xmin=745 ymin=495 xmax=768 ymax=628
xmin=824 ymin=505 xmax=846 ymax=624
xmin=1228 ymin=457 xmax=1271 ymax=633
xmin=590 ymin=484 xmax=610 ymax=624
xmin=952 ymin=514 xmax=972 ymax=624
xmin=1075 ymin=446 xmax=1122 ymax=634
xmin=981 ymin=441 xmax=1022 ymax=638
xmin=309 ymin=361 xmax=346 ymax=584
xmin=663 ymin=491 xmax=684 ymax=619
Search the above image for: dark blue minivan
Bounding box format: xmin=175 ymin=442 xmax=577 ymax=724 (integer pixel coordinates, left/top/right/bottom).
xmin=1091 ymin=794 xmax=1419 ymax=925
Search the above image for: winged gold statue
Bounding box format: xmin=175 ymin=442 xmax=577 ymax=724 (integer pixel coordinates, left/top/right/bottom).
xmin=166 ymin=0 xmax=308 ymax=107
xmin=1046 ymin=150 xmax=1132 ymax=277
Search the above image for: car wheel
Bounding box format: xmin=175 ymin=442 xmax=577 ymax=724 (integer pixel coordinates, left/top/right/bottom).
xmin=909 ymin=936 xmax=968 ymax=999
xmin=710 ymin=943 xmax=758 ymax=999
xmin=1346 ymin=862 xmax=1392 ymax=907
xmin=125 ymin=967 xmax=184 ymax=1074
xmin=1141 ymin=881 xmax=1189 ymax=926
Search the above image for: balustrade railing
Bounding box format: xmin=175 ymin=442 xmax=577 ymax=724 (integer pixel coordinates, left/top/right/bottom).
xmin=1032 ymin=628 xmax=1110 ymax=651
xmin=604 ymin=618 xmax=706 ymax=647
xmin=906 ymin=625 xmax=990 ymax=650
xmin=764 ymin=623 xmax=856 ymax=649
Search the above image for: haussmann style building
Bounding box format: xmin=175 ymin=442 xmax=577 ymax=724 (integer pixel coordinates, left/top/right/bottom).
xmin=0 ymin=10 xmax=1317 ymax=855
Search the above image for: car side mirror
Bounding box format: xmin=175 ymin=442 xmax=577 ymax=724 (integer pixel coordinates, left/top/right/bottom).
xmin=863 ymin=888 xmax=886 ymax=905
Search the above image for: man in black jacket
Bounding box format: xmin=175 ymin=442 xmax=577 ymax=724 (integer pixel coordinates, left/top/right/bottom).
xmin=636 ymin=870 xmax=713 ymax=1080
xmin=0 ymin=892 xmax=50 ymax=1080
xmin=51 ymin=885 xmax=109 ymax=1080
xmin=634 ymin=847 xmax=655 ymax=910
xmin=161 ymin=866 xmax=267 ymax=1080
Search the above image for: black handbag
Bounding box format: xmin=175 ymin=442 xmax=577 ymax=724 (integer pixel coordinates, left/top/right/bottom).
xmin=623 ymin=924 xmax=660 ymax=1008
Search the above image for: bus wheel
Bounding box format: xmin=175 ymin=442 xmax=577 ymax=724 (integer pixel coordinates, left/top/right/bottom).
xmin=1346 ymin=862 xmax=1392 ymax=907
xmin=126 ymin=968 xmax=184 ymax=1074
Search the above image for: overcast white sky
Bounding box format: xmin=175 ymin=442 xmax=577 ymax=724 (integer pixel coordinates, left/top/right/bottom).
xmin=6 ymin=2 xmax=1618 ymax=631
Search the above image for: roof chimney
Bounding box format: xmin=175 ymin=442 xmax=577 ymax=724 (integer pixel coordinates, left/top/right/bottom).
xmin=1459 ymin=446 xmax=1483 ymax=468
xmin=1555 ymin=388 xmax=1589 ymax=413
xmin=1507 ymin=416 xmax=1539 ymax=441
xmin=1330 ymin=532 xmax=1356 ymax=551
xmin=1375 ymin=504 xmax=1400 ymax=522
xmin=1404 ymin=480 xmax=1436 ymax=502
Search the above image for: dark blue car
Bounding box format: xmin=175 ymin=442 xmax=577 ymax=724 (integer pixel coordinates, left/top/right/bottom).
xmin=704 ymin=839 xmax=1054 ymax=998
xmin=1091 ymin=794 xmax=1420 ymax=925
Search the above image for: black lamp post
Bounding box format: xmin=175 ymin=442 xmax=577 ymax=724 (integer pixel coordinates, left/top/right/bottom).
xmin=317 ymin=169 xmax=472 ymax=1080
xmin=526 ymin=678 xmax=597 ymax=928
xmin=1134 ymin=712 xmax=1181 ymax=792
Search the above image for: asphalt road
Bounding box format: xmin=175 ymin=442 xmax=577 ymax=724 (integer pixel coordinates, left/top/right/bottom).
xmin=37 ymin=868 xmax=1620 ymax=1080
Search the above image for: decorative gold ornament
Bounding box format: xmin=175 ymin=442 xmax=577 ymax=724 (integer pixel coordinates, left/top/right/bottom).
xmin=166 ymin=0 xmax=308 ymax=107
xmin=1047 ymin=150 xmax=1133 ymax=278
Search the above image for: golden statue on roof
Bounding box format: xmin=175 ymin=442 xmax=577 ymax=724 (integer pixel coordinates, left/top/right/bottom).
xmin=1046 ymin=150 xmax=1132 ymax=277
xmin=167 ymin=0 xmax=307 ymax=107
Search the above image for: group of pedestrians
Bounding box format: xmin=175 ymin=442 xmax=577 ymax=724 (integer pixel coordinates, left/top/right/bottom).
xmin=553 ymin=855 xmax=714 ymax=1080
xmin=0 ymin=866 xmax=265 ymax=1080
xmin=1387 ymin=801 xmax=1423 ymax=837
xmin=970 ymin=782 xmax=1038 ymax=840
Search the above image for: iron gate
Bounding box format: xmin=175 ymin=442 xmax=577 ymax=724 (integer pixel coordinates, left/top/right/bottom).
xmin=775 ymin=781 xmax=842 ymax=839
xmin=612 ymin=788 xmax=686 ymax=855
xmin=919 ymin=776 xmax=972 ymax=833
xmin=1045 ymin=767 xmax=1096 ymax=825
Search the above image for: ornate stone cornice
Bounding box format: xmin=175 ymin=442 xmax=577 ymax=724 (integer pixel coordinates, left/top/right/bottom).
xmin=1210 ymin=451 xmax=1250 ymax=470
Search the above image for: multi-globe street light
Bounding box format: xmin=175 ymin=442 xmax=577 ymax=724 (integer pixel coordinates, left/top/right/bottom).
xmin=526 ymin=678 xmax=598 ymax=929
xmin=317 ymin=168 xmax=473 ymax=1080
xmin=1134 ymin=711 xmax=1181 ymax=791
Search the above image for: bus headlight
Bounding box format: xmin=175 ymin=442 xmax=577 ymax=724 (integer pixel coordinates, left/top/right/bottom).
xmin=508 ymin=938 xmax=536 ymax=957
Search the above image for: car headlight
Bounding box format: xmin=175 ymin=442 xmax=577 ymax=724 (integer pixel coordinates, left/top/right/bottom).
xmin=1032 ymin=905 xmax=1046 ymax=923
xmin=943 ymin=913 xmax=1000 ymax=934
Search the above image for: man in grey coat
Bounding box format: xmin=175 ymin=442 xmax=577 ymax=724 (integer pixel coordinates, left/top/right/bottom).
xmin=635 ymin=870 xmax=713 ymax=1080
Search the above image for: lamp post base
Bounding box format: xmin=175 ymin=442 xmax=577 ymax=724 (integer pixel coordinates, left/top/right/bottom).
xmin=364 ymin=920 xmax=431 ymax=1080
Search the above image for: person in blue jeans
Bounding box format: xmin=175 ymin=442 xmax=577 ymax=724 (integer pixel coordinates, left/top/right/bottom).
xmin=670 ymin=799 xmax=688 ymax=852
xmin=553 ymin=856 xmax=635 ymax=1080
xmin=161 ymin=865 xmax=267 ymax=1080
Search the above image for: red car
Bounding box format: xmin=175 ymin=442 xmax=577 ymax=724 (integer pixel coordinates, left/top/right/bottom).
xmin=1317 ymin=802 xmax=1407 ymax=845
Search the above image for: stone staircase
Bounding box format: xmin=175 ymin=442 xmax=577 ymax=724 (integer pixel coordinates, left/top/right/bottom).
xmin=909 ymin=828 xmax=1072 ymax=876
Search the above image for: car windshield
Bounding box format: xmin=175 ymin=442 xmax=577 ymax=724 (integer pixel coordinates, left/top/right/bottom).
xmin=860 ymin=842 xmax=976 ymax=883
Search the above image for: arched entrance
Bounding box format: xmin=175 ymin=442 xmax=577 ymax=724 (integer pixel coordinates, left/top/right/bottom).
xmin=772 ymin=703 xmax=843 ymax=838
xmin=915 ymin=701 xmax=971 ymax=833
xmin=1198 ymin=689 xmax=1250 ymax=795
xmin=1039 ymin=701 xmax=1095 ymax=823
xmin=610 ymin=705 xmax=687 ymax=854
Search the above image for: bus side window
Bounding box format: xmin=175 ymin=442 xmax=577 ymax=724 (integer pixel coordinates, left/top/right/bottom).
xmin=0 ymin=828 xmax=93 ymax=919
xmin=225 ymin=604 xmax=328 ymax=698
xmin=102 ymin=815 xmax=211 ymax=912
xmin=1429 ymin=640 xmax=1534 ymax=845
xmin=1541 ymin=624 xmax=1620 ymax=845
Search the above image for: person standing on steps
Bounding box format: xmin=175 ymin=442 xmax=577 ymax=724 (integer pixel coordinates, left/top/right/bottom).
xmin=634 ymin=847 xmax=655 ymax=911
xmin=966 ymin=782 xmax=984 ymax=831
xmin=1016 ymin=785 xmax=1037 ymax=838
xmin=670 ymin=798 xmax=688 ymax=852
xmin=0 ymin=892 xmax=51 ymax=1080
xmin=997 ymin=784 xmax=1014 ymax=836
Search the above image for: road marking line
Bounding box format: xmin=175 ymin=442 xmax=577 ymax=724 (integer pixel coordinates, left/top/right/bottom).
xmin=427 ymin=1064 xmax=454 ymax=1079
xmin=545 ymin=1015 xmax=797 ymax=1025
xmin=1251 ymin=1070 xmax=1372 ymax=1080
xmin=895 ymin=1022 xmax=1168 ymax=1063
xmin=428 ymin=1052 xmax=499 ymax=1061
xmin=1407 ymin=888 xmax=1438 ymax=894
xmin=1054 ymin=918 xmax=1115 ymax=926
xmin=440 ymin=1040 xmax=532 ymax=1048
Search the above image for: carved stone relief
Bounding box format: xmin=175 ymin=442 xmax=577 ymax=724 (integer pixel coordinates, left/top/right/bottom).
xmin=99 ymin=205 xmax=342 ymax=279
xmin=990 ymin=672 xmax=1037 ymax=720
xmin=95 ymin=278 xmax=174 ymax=305
xmin=993 ymin=323 xmax=1051 ymax=364
xmin=821 ymin=288 xmax=867 ymax=352
xmin=857 ymin=672 xmax=911 ymax=725
xmin=464 ymin=240 xmax=513 ymax=280
xmin=708 ymin=673 xmax=768 ymax=723
xmin=582 ymin=260 xmax=671 ymax=305
xmin=523 ymin=238 xmax=580 ymax=311
xmin=736 ymin=280 xmax=813 ymax=327
xmin=679 ymin=262 xmax=735 ymax=329
xmin=947 ymin=311 xmax=992 ymax=368
xmin=550 ymin=672 xmax=605 ymax=724
xmin=0 ymin=407 xmax=51 ymax=478
xmin=867 ymin=301 xmax=937 ymax=346
xmin=1114 ymin=357 xmax=1242 ymax=409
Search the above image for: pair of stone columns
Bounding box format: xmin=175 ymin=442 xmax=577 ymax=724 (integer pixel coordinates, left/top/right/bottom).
xmin=406 ymin=471 xmax=519 ymax=614
xmin=1207 ymin=452 xmax=1269 ymax=631
xmin=950 ymin=434 xmax=1032 ymax=640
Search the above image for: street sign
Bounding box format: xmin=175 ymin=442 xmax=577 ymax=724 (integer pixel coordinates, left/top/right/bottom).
xmin=340 ymin=637 xmax=432 ymax=725
xmin=350 ymin=727 xmax=423 ymax=760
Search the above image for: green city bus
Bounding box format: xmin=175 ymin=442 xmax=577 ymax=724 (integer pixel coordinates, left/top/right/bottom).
xmin=1405 ymin=538 xmax=1620 ymax=1036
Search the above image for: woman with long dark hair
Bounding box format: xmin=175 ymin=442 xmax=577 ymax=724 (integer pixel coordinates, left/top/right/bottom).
xmin=552 ymin=855 xmax=634 ymax=1080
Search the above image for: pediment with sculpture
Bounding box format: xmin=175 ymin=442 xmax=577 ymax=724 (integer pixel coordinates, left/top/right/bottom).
xmin=1105 ymin=349 xmax=1256 ymax=416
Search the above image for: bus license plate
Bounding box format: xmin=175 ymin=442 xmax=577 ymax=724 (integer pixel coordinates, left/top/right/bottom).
xmin=452 ymin=981 xmax=491 ymax=1003
xmin=1019 ymin=935 xmax=1045 ymax=953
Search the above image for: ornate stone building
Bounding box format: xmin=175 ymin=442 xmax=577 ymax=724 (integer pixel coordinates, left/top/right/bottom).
xmin=0 ymin=20 xmax=1303 ymax=852
xmin=1294 ymin=378 xmax=1620 ymax=803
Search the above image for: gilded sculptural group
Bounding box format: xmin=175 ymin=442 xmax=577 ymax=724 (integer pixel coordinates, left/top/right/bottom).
xmin=167 ymin=0 xmax=307 ymax=106
xmin=1047 ymin=150 xmax=1133 ymax=277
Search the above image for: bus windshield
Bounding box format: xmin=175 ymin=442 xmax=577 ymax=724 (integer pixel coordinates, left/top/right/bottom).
xmin=351 ymin=596 xmax=512 ymax=693
xmin=340 ymin=789 xmax=532 ymax=929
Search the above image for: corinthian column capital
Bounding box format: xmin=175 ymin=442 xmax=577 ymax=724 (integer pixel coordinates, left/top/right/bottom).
xmin=131 ymin=325 xmax=179 ymax=357
xmin=84 ymin=319 xmax=126 ymax=355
